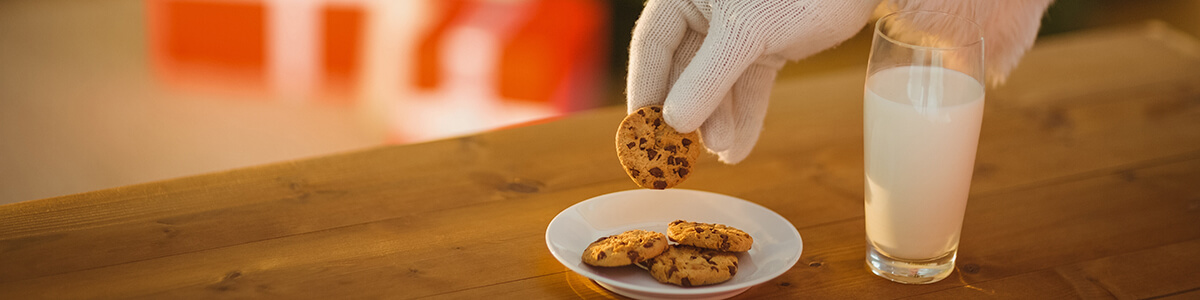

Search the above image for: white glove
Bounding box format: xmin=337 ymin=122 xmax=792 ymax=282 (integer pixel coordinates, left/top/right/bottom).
xmin=888 ymin=0 xmax=1054 ymax=85
xmin=627 ymin=0 xmax=883 ymax=164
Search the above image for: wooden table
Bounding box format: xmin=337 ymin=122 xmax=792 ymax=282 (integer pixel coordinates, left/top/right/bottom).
xmin=3 ymin=22 xmax=1199 ymax=299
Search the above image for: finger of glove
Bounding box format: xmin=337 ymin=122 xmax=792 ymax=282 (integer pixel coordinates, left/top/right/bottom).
xmin=716 ymin=61 xmax=781 ymax=164
xmin=979 ymin=0 xmax=1051 ymax=85
xmin=627 ymin=0 xmax=691 ymax=113
xmin=662 ymin=26 xmax=762 ymax=133
xmin=698 ymin=93 xmax=735 ymax=152
xmin=888 ymin=0 xmax=1051 ymax=85
xmin=668 ymin=29 xmax=704 ymax=91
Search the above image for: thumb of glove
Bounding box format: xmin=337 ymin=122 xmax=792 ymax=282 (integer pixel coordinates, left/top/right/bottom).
xmin=711 ymin=57 xmax=783 ymax=164
xmin=661 ymin=24 xmax=765 ymax=134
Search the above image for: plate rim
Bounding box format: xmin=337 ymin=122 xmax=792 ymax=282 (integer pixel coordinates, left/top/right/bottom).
xmin=545 ymin=188 xmax=803 ymax=296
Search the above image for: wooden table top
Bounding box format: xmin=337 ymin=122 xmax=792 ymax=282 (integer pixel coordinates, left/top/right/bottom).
xmin=3 ymin=22 xmax=1199 ymax=299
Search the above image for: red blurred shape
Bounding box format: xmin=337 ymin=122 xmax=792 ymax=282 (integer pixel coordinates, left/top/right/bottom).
xmin=499 ymin=0 xmax=605 ymax=111
xmin=412 ymin=0 xmax=607 ymax=112
xmin=412 ymin=1 xmax=467 ymax=92
xmin=321 ymin=4 xmax=363 ymax=100
xmin=148 ymin=0 xmax=268 ymax=94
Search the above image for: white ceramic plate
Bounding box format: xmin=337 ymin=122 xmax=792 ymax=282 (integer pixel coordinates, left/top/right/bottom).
xmin=546 ymin=189 xmax=803 ymax=300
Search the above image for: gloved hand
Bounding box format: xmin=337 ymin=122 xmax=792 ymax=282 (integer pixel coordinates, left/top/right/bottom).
xmin=626 ymin=0 xmax=883 ymax=164
xmin=888 ymin=0 xmax=1054 ymax=85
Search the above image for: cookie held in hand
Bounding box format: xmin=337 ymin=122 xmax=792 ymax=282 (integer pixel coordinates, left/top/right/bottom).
xmin=616 ymin=106 xmax=702 ymax=189
xmin=582 ymin=230 xmax=669 ymax=267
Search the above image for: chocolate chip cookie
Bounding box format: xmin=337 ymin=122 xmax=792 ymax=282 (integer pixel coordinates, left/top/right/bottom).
xmin=667 ymin=220 xmax=754 ymax=252
xmin=581 ymin=230 xmax=669 ymax=267
xmin=642 ymin=245 xmax=739 ymax=287
xmin=616 ymin=105 xmax=702 ymax=189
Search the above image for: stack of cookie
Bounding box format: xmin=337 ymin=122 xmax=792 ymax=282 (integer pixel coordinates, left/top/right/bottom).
xmin=581 ymin=220 xmax=754 ymax=287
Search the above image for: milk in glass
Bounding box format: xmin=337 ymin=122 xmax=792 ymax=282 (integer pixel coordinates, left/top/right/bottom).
xmin=864 ymin=65 xmax=985 ymax=260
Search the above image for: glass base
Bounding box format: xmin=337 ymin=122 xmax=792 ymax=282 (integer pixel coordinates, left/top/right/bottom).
xmin=866 ymin=243 xmax=955 ymax=284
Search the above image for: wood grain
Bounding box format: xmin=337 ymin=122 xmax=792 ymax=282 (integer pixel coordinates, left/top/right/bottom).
xmin=1 ymin=21 xmax=1198 ymax=299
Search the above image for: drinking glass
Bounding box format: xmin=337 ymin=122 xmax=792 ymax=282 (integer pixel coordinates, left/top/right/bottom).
xmin=863 ymin=10 xmax=985 ymax=284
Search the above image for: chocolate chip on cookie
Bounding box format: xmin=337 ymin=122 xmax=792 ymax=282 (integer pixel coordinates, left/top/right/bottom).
xmin=643 ymin=245 xmax=739 ymax=287
xmin=582 ymin=230 xmax=669 ymax=267
xmin=616 ymin=106 xmax=702 ymax=189
xmin=667 ymin=220 xmax=754 ymax=252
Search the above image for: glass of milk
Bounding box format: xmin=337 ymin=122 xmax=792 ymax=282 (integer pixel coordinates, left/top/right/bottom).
xmin=863 ymin=10 xmax=985 ymax=284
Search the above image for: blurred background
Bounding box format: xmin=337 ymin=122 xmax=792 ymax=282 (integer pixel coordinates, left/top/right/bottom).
xmin=1 ymin=0 xmax=1197 ymax=204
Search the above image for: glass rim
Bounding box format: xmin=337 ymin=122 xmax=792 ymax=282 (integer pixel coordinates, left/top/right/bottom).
xmin=874 ymin=10 xmax=984 ymax=51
